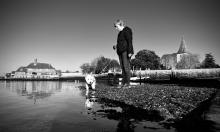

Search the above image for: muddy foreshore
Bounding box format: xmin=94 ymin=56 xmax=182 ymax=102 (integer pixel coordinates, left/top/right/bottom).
xmin=80 ymin=82 xmax=218 ymax=124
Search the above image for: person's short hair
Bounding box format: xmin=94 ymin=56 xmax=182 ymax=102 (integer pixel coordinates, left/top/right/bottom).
xmin=114 ymin=19 xmax=125 ymax=27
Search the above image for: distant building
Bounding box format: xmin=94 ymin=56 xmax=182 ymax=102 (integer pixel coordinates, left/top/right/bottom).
xmin=13 ymin=59 xmax=59 ymax=79
xmin=26 ymin=59 xmax=56 ymax=75
xmin=14 ymin=67 xmax=26 ymax=78
xmin=161 ymin=36 xmax=190 ymax=69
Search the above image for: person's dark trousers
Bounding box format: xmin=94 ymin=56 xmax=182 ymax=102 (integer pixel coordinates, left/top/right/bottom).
xmin=118 ymin=51 xmax=131 ymax=85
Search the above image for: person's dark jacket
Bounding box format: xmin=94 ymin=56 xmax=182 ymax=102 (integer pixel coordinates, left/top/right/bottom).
xmin=116 ymin=26 xmax=134 ymax=55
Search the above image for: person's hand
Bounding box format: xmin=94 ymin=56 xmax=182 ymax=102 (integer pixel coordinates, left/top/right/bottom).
xmin=113 ymin=45 xmax=116 ymax=50
xmin=128 ymin=53 xmax=133 ymax=58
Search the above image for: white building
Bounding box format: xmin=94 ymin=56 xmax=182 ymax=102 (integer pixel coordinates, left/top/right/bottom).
xmin=13 ymin=59 xmax=59 ymax=79
xmin=161 ymin=36 xmax=190 ymax=69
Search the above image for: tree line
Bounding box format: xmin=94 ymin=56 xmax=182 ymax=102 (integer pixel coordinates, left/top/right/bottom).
xmin=80 ymin=56 xmax=120 ymax=74
xmin=80 ymin=49 xmax=220 ymax=74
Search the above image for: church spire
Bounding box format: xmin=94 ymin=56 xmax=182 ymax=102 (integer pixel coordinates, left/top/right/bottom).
xmin=177 ymin=36 xmax=187 ymax=54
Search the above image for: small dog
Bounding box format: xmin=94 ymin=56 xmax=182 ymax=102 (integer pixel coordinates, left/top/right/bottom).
xmin=85 ymin=74 xmax=96 ymax=91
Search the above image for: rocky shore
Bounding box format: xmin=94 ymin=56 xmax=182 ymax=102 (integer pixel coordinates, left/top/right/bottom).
xmin=81 ymin=83 xmax=218 ymax=123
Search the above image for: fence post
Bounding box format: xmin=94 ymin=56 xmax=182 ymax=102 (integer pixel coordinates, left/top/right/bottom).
xmin=170 ymin=69 xmax=175 ymax=81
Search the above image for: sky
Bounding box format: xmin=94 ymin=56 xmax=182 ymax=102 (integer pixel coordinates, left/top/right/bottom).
xmin=0 ymin=0 xmax=220 ymax=73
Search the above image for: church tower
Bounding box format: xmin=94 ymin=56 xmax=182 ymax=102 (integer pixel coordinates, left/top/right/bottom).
xmin=177 ymin=36 xmax=187 ymax=54
xmin=176 ymin=36 xmax=189 ymax=63
xmin=161 ymin=36 xmax=191 ymax=69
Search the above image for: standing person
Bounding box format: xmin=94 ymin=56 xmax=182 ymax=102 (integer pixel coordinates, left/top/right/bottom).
xmin=113 ymin=19 xmax=134 ymax=88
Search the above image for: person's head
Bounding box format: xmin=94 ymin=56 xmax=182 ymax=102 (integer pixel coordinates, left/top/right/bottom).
xmin=114 ymin=19 xmax=125 ymax=31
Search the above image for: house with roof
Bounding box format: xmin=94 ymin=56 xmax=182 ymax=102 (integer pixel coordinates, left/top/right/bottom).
xmin=13 ymin=59 xmax=59 ymax=79
xmin=161 ymin=36 xmax=190 ymax=69
xmin=26 ymin=59 xmax=56 ymax=75
xmin=14 ymin=67 xmax=26 ymax=78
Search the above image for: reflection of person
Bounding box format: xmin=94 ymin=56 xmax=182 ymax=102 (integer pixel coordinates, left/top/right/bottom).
xmin=117 ymin=106 xmax=134 ymax=132
xmin=117 ymin=118 xmax=134 ymax=132
xmin=113 ymin=19 xmax=134 ymax=88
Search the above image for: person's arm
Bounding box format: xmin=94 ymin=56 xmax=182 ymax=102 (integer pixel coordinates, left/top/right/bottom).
xmin=125 ymin=28 xmax=134 ymax=56
xmin=113 ymin=45 xmax=116 ymax=50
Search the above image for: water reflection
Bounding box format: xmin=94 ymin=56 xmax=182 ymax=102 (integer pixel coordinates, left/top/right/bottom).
xmin=85 ymin=90 xmax=96 ymax=110
xmin=80 ymin=83 xmax=220 ymax=132
xmin=0 ymin=81 xmax=218 ymax=132
xmin=4 ymin=81 xmax=62 ymax=104
xmin=82 ymin=84 xmax=164 ymax=132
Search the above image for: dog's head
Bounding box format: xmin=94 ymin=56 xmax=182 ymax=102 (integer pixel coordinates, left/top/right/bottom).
xmin=85 ymin=74 xmax=95 ymax=85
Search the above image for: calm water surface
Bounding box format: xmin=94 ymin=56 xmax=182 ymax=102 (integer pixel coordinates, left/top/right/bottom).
xmin=0 ymin=81 xmax=219 ymax=132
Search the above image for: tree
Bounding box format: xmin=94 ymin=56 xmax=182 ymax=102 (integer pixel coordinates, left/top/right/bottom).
xmin=80 ymin=56 xmax=120 ymax=74
xmin=201 ymin=53 xmax=219 ymax=68
xmin=216 ymin=64 xmax=220 ymax=68
xmin=95 ymin=56 xmax=111 ymax=74
xmin=80 ymin=63 xmax=95 ymax=74
xmin=90 ymin=56 xmax=101 ymax=68
xmin=94 ymin=57 xmax=121 ymax=74
xmin=109 ymin=59 xmax=121 ymax=72
xmin=130 ymin=58 xmax=142 ymax=70
xmin=65 ymin=70 xmax=70 ymax=73
xmin=131 ymin=49 xmax=161 ymax=70
xmin=176 ymin=54 xmax=200 ymax=69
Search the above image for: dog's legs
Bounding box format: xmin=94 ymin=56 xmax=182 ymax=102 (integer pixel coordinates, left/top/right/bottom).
xmin=86 ymin=84 xmax=89 ymax=96
xmin=91 ymin=82 xmax=96 ymax=90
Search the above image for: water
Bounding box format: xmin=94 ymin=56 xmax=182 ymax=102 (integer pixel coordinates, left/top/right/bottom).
xmin=0 ymin=81 xmax=219 ymax=132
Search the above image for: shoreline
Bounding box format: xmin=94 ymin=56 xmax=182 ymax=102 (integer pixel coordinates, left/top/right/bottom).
xmin=1 ymin=75 xmax=219 ymax=84
xmin=87 ymin=83 xmax=218 ymax=124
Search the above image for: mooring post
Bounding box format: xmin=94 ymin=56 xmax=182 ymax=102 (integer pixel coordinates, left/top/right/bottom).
xmin=139 ymin=68 xmax=142 ymax=85
xmin=170 ymin=69 xmax=176 ymax=81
